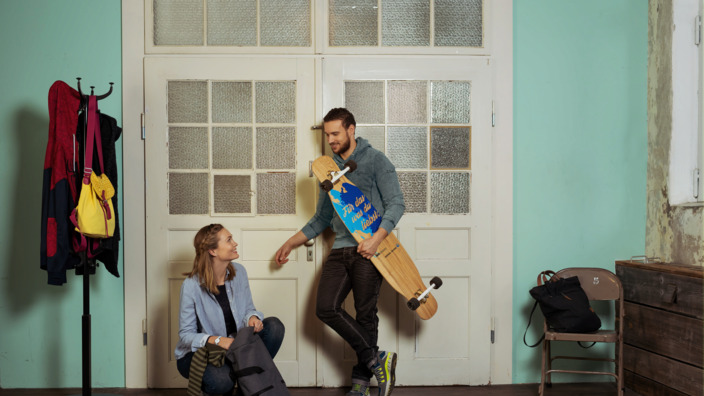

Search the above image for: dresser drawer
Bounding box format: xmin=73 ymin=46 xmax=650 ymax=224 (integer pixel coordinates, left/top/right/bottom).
xmin=616 ymin=262 xmax=703 ymax=319
xmin=623 ymin=301 xmax=703 ymax=367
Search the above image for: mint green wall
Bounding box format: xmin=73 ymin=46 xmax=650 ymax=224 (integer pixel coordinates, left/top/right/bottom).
xmin=513 ymin=0 xmax=647 ymax=384
xmin=0 ymin=0 xmax=124 ymax=388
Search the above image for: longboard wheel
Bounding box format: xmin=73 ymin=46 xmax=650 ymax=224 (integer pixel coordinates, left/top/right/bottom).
xmin=344 ymin=160 xmax=357 ymax=173
xmin=431 ymin=276 xmax=443 ymax=289
xmin=407 ymin=298 xmax=420 ymax=311
xmin=320 ymin=179 xmax=333 ymax=192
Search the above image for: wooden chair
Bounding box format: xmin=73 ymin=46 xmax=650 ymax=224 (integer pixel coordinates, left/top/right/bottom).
xmin=538 ymin=267 xmax=624 ymax=396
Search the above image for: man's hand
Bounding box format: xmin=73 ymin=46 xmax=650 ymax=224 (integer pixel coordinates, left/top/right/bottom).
xmin=275 ymin=243 xmax=292 ymax=266
xmin=357 ymin=229 xmax=388 ymax=260
xmin=275 ymin=231 xmax=309 ymax=266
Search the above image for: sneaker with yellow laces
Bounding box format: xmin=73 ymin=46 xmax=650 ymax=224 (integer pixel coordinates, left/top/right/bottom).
xmin=371 ymin=350 xmax=397 ymax=396
xmin=346 ymin=383 xmax=371 ymax=396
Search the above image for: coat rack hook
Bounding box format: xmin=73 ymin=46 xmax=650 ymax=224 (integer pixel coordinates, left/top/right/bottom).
xmin=96 ymin=82 xmax=114 ymax=100
xmin=76 ymin=77 xmax=83 ymax=97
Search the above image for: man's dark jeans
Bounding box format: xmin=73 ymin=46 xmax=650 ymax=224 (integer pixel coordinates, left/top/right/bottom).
xmin=316 ymin=246 xmax=383 ymax=382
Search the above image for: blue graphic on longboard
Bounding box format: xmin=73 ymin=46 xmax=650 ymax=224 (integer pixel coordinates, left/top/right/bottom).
xmin=329 ymin=182 xmax=382 ymax=240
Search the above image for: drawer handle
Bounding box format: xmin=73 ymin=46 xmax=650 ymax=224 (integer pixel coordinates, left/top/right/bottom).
xmin=662 ymin=283 xmax=678 ymax=303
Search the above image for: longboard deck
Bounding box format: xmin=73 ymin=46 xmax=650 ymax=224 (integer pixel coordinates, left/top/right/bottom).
xmin=312 ymin=155 xmax=438 ymax=320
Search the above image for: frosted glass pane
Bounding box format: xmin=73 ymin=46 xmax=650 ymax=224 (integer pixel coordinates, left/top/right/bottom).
xmin=398 ymin=172 xmax=427 ymax=213
xmin=169 ymin=173 xmax=208 ymax=214
xmin=214 ymin=175 xmax=251 ymax=213
xmin=168 ymin=81 xmax=208 ymax=123
xmin=431 ymin=81 xmax=471 ymax=124
xmin=329 ymin=0 xmax=378 ymax=46
xmin=388 ymin=80 xmax=427 ymax=124
xmin=355 ymin=126 xmax=385 ymax=153
xmin=431 ymin=127 xmax=470 ymax=169
xmin=388 ymin=127 xmax=427 ymax=169
xmin=154 ymin=0 xmax=203 ymax=45
xmin=434 ymin=0 xmax=483 ymax=47
xmin=256 ymin=127 xmax=295 ymax=169
xmin=431 ymin=172 xmax=470 ymax=214
xmin=212 ymin=82 xmax=252 ymax=123
xmin=212 ymin=127 xmax=252 ymax=169
xmin=256 ymin=82 xmax=296 ymax=123
xmin=207 ymin=0 xmax=256 ymax=46
xmin=345 ymin=81 xmax=385 ymax=124
xmin=169 ymin=127 xmax=208 ymax=169
xmin=382 ymin=0 xmax=430 ymax=47
xmin=261 ymin=0 xmax=311 ymax=46
xmin=257 ymin=173 xmax=296 ymax=214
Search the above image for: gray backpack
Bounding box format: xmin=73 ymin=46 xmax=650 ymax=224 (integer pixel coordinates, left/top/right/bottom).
xmin=226 ymin=327 xmax=290 ymax=396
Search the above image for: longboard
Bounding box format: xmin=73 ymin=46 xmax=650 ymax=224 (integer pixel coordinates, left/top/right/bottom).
xmin=312 ymin=155 xmax=441 ymax=320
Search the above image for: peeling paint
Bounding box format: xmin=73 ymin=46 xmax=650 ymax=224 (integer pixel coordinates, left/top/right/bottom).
xmin=646 ymin=0 xmax=704 ymax=267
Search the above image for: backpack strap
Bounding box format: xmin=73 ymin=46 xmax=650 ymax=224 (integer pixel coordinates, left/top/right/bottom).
xmin=523 ymin=300 xmax=544 ymax=348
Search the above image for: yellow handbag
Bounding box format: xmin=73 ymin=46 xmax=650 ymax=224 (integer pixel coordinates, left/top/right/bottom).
xmin=74 ymin=95 xmax=115 ymax=238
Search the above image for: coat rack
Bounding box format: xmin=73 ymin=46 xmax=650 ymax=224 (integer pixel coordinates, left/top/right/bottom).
xmin=72 ymin=77 xmax=118 ymax=396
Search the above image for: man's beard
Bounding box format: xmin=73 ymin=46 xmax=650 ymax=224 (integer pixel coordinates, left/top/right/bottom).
xmin=332 ymin=137 xmax=351 ymax=154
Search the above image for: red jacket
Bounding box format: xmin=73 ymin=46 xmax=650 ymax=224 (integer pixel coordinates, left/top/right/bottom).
xmin=40 ymin=81 xmax=81 ymax=285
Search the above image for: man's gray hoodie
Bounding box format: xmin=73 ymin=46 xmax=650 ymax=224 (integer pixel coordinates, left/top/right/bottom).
xmin=301 ymin=137 xmax=405 ymax=249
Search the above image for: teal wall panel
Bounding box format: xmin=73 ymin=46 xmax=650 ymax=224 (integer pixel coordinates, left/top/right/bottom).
xmin=0 ymin=0 xmax=124 ymax=388
xmin=513 ymin=0 xmax=647 ymax=383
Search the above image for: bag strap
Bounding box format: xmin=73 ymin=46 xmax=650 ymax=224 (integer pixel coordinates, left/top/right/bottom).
xmin=523 ymin=300 xmax=544 ymax=348
xmin=537 ymin=270 xmax=559 ymax=286
xmin=83 ymin=95 xmax=104 ymax=183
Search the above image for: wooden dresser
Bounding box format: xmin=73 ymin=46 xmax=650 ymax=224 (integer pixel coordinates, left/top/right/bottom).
xmin=615 ymin=260 xmax=703 ymax=396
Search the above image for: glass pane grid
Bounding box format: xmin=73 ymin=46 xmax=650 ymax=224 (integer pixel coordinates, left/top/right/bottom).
xmin=349 ymin=78 xmax=471 ymax=214
xmin=382 ymin=0 xmax=430 ymax=47
xmin=434 ymin=0 xmax=483 ymax=47
xmin=260 ymin=0 xmax=311 ymax=47
xmin=213 ymin=175 xmax=252 ymax=214
xmin=257 ymin=173 xmax=296 ymax=214
xmin=154 ymin=0 xmax=204 ymax=46
xmin=329 ymin=0 xmax=379 ymax=46
xmin=207 ymin=0 xmax=256 ymax=46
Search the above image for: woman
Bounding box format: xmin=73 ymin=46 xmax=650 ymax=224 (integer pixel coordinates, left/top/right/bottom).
xmin=175 ymin=224 xmax=285 ymax=395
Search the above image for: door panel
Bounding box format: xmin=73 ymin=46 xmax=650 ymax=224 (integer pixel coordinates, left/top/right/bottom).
xmin=320 ymin=57 xmax=492 ymax=385
xmin=145 ymin=57 xmax=319 ymax=387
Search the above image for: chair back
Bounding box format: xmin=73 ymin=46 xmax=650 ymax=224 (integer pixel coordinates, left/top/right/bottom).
xmin=555 ymin=267 xmax=622 ymax=301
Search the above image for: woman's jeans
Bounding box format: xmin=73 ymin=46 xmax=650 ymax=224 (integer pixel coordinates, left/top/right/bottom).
xmin=176 ymin=317 xmax=285 ymax=395
xmin=315 ymin=247 xmax=383 ymax=382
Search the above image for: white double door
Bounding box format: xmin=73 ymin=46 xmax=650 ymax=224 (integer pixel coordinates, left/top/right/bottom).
xmin=145 ymin=56 xmax=493 ymax=388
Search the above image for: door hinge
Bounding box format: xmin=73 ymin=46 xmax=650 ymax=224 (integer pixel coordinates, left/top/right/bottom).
xmin=695 ymin=15 xmax=702 ymax=45
xmin=491 ymin=101 xmax=496 ymax=127
xmin=141 ymin=113 xmax=146 ymax=140
xmin=142 ymin=318 xmax=147 ymax=345
xmin=490 ymin=317 xmax=495 ymax=344
xmin=694 ymin=168 xmax=700 ymax=199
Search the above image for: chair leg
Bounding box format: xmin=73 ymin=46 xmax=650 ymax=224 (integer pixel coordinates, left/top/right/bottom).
xmin=539 ymin=339 xmax=548 ymax=396
xmin=545 ymin=339 xmax=552 ymax=386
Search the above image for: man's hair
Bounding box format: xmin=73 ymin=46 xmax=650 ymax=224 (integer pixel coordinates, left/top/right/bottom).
xmin=323 ymin=107 xmax=356 ymax=129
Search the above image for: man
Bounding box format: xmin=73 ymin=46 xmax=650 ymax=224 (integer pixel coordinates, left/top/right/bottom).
xmin=275 ymin=108 xmax=405 ymax=396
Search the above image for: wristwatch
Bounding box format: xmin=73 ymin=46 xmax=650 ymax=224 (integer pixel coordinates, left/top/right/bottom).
xmin=214 ymin=336 xmax=222 ymax=345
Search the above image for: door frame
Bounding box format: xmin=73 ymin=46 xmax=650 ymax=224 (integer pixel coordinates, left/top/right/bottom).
xmin=121 ymin=0 xmax=513 ymax=387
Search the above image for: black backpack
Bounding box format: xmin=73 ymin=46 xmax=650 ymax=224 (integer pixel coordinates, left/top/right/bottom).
xmin=226 ymin=327 xmax=290 ymax=396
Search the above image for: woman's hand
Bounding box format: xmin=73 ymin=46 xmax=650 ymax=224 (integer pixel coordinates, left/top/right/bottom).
xmin=209 ymin=335 xmax=234 ymax=350
xmin=249 ymin=316 xmax=264 ymax=333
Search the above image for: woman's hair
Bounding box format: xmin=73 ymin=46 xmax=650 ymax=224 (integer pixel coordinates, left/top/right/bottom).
xmin=183 ymin=223 xmax=235 ymax=294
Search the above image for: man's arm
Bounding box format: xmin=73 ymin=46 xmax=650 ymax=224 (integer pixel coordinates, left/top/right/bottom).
xmin=357 ymin=153 xmax=405 ymax=259
xmin=275 ymin=186 xmax=334 ymax=265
